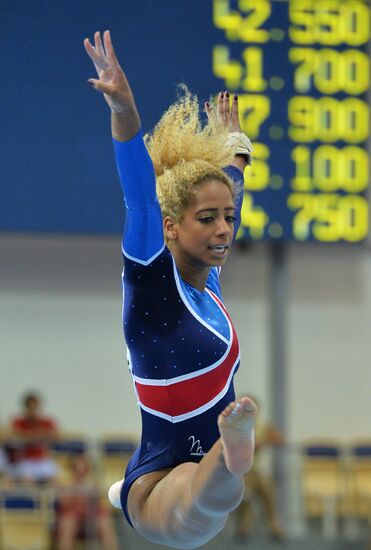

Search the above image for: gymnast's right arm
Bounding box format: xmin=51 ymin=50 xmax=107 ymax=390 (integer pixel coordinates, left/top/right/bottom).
xmin=84 ymin=30 xmax=164 ymax=261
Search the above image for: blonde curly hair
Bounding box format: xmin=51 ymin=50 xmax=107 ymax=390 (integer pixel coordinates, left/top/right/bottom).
xmin=144 ymin=86 xmax=238 ymax=221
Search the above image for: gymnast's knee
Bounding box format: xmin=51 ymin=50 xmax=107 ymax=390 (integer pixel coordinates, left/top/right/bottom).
xmin=195 ymin=481 xmax=245 ymax=516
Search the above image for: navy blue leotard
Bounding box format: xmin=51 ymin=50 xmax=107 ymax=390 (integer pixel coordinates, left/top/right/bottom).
xmin=113 ymin=130 xmax=244 ymax=526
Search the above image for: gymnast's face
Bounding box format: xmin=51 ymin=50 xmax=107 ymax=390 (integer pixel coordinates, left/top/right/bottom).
xmin=165 ymin=178 xmax=235 ymax=269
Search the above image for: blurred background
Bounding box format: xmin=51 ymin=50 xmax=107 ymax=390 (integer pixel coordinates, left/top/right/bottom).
xmin=1 ymin=0 xmax=370 ymax=548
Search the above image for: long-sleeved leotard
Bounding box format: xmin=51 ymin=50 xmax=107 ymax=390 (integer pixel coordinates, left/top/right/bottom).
xmin=113 ymin=130 xmax=244 ymax=526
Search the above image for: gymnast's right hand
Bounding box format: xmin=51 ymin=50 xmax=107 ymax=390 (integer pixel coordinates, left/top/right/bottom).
xmin=84 ymin=30 xmax=140 ymax=139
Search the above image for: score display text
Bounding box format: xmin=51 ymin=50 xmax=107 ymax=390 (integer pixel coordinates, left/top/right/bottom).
xmin=212 ymin=0 xmax=370 ymax=242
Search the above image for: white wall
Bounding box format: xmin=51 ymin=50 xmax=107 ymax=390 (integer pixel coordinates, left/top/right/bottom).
xmin=1 ymin=234 xmax=370 ymax=443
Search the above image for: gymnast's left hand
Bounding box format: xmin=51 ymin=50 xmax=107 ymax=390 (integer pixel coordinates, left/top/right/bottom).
xmin=205 ymin=91 xmax=242 ymax=134
xmin=206 ymin=91 xmax=250 ymax=170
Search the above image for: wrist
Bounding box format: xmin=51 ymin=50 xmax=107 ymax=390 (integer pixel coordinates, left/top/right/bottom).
xmin=231 ymin=155 xmax=248 ymax=173
xmin=227 ymin=132 xmax=253 ymax=166
xmin=111 ymin=110 xmax=141 ymax=142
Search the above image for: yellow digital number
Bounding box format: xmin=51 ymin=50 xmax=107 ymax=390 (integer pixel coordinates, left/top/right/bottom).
xmin=287 ymin=193 xmax=316 ymax=240
xmin=238 ymin=95 xmax=271 ymax=139
xmin=313 ymin=146 xmax=345 ymax=192
xmin=313 ymin=146 xmax=369 ymax=192
xmin=316 ymin=97 xmax=339 ymax=142
xmin=313 ymin=194 xmax=340 ymax=241
xmin=342 ymin=50 xmax=369 ymax=95
xmin=240 ymin=192 xmax=269 ymax=239
xmin=238 ymin=0 xmax=271 ymax=43
xmin=213 ymin=46 xmax=243 ymax=89
xmin=288 ymin=193 xmax=369 ymax=241
xmin=213 ymin=0 xmax=271 ymax=43
xmin=289 ymin=0 xmax=370 ymax=46
xmin=315 ymin=49 xmax=370 ymax=95
xmin=213 ymin=0 xmax=242 ymax=41
xmin=241 ymin=47 xmax=267 ymax=92
xmin=341 ymin=98 xmax=369 ymax=143
xmin=291 ymin=146 xmax=313 ymax=191
xmin=288 ymin=193 xmax=342 ymax=242
xmin=289 ymin=97 xmax=369 ymax=143
xmin=341 ymin=147 xmax=369 ymax=192
xmin=288 ymin=96 xmax=315 ymax=142
xmin=316 ymin=0 xmax=342 ymax=46
xmin=244 ymin=143 xmax=270 ymax=191
xmin=291 ymin=145 xmax=369 ymax=192
xmin=213 ymin=46 xmax=267 ymax=92
xmin=339 ymin=195 xmax=369 ymax=241
xmin=289 ymin=0 xmax=315 ymax=45
xmin=315 ymin=49 xmax=341 ymax=94
xmin=341 ymin=1 xmax=370 ymax=46
xmin=289 ymin=48 xmax=318 ymax=93
xmin=290 ymin=48 xmax=369 ymax=95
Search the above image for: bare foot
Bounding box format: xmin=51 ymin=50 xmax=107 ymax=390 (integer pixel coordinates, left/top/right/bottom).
xmin=217 ymin=397 xmax=257 ymax=475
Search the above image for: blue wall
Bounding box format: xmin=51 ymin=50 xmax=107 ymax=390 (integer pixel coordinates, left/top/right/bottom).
xmin=1 ymin=1 xmax=220 ymax=234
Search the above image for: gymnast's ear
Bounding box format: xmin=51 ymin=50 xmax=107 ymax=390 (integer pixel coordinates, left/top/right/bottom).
xmin=163 ymin=216 xmax=178 ymax=241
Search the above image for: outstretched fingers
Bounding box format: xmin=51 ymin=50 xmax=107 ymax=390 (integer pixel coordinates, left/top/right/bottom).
xmin=84 ymin=30 xmax=123 ymax=95
xmin=216 ymin=91 xmax=226 ymax=124
xmin=84 ymin=30 xmax=121 ymax=74
xmin=94 ymin=31 xmax=105 ymax=57
xmin=222 ymin=91 xmax=232 ymax=127
xmin=214 ymin=90 xmax=239 ymax=131
xmin=93 ymin=31 xmax=107 ymax=73
xmin=84 ymin=38 xmax=105 ymax=74
xmin=103 ymin=30 xmax=120 ymax=68
xmin=231 ymin=94 xmax=241 ymax=131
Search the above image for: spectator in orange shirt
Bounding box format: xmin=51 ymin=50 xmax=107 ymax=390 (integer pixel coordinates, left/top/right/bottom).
xmin=5 ymin=391 xmax=59 ymax=483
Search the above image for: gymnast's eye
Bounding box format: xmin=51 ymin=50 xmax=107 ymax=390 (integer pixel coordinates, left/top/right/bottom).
xmin=226 ymin=216 xmax=236 ymax=223
xmin=198 ymin=217 xmax=213 ymax=224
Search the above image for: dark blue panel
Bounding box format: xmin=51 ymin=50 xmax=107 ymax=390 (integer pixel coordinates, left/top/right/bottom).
xmin=305 ymin=445 xmax=340 ymax=457
xmin=352 ymin=445 xmax=371 ymax=457
xmin=4 ymin=496 xmax=39 ymax=509
xmin=0 ymin=0 xmax=220 ymax=234
xmin=51 ymin=440 xmax=87 ymax=454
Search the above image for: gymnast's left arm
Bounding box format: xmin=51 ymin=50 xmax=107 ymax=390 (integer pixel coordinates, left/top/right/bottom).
xmin=205 ymin=92 xmax=252 ymax=240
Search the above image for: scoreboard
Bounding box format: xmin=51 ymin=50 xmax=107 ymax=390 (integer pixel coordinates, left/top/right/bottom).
xmin=1 ymin=0 xmax=369 ymax=237
xmin=212 ymin=0 xmax=370 ymax=242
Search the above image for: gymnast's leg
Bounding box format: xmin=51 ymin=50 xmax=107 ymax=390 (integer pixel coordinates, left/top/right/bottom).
xmin=126 ymin=397 xmax=257 ymax=549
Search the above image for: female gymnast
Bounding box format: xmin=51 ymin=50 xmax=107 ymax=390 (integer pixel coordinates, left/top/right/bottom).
xmin=84 ymin=30 xmax=257 ymax=549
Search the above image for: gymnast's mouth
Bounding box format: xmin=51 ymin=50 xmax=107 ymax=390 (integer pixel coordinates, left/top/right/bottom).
xmin=208 ymin=244 xmax=229 ymax=254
